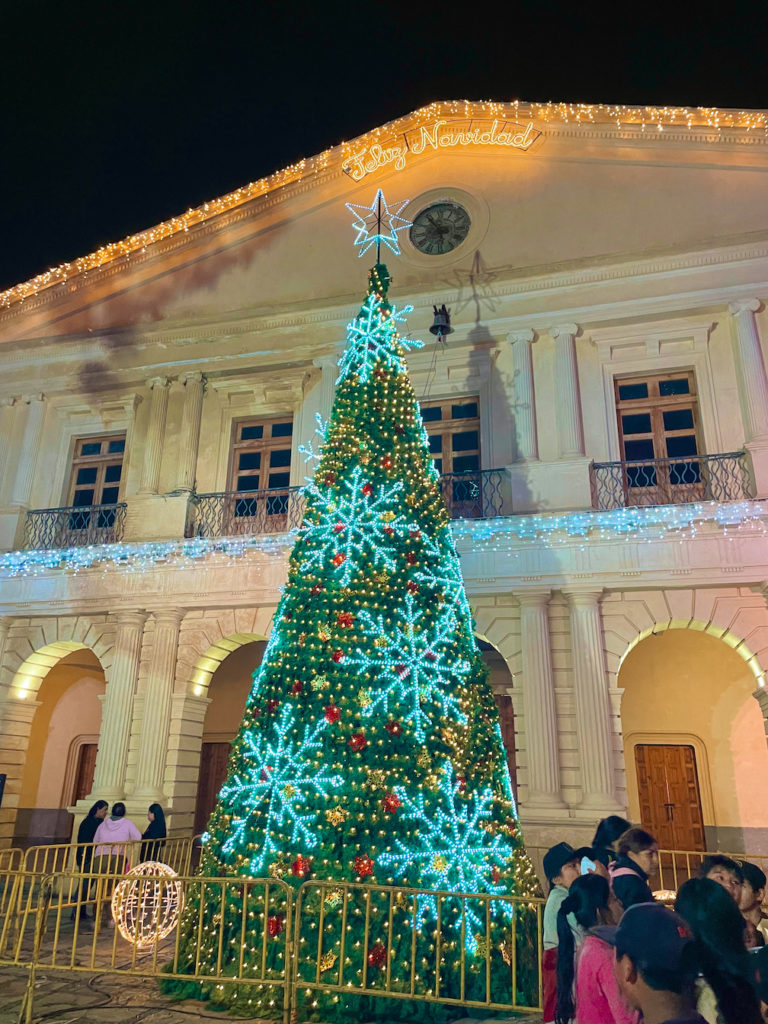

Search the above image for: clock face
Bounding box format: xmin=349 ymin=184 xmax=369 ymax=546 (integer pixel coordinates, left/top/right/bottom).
xmin=409 ymin=201 xmax=471 ymax=255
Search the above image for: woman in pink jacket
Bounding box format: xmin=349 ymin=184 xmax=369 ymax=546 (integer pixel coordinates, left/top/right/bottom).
xmin=555 ymin=874 xmax=637 ymax=1024
xmin=92 ymin=802 xmax=142 ymax=926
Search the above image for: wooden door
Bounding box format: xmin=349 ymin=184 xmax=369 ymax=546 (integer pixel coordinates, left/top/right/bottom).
xmin=194 ymin=742 xmax=232 ymax=835
xmin=634 ymin=744 xmax=705 ymax=851
xmin=73 ymin=743 xmax=98 ymax=803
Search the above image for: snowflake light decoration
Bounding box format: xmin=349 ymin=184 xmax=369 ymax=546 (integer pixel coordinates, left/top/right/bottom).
xmin=298 ymin=413 xmax=329 ymax=467
xmin=348 ymin=593 xmax=470 ymax=740
xmin=379 ymin=762 xmax=514 ymax=949
xmin=219 ymin=706 xmax=343 ymax=873
xmin=300 ymin=467 xmax=417 ymax=586
xmin=346 ymin=189 xmax=412 ymax=258
xmin=414 ymin=539 xmax=474 ymax=627
xmin=337 ymin=292 xmax=420 ymax=386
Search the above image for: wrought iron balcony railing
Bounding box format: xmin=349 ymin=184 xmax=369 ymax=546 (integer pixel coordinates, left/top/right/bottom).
xmin=191 ymin=470 xmax=512 ymax=540
xmin=591 ymin=451 xmax=753 ymax=510
xmin=25 ymin=503 xmax=127 ymax=549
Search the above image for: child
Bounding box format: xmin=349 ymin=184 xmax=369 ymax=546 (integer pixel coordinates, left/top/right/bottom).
xmin=542 ymin=842 xmax=581 ymax=1024
xmin=739 ymin=861 xmax=768 ymax=948
xmin=698 ymin=854 xmax=743 ymax=905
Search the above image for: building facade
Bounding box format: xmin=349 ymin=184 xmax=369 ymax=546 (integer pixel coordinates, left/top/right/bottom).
xmin=1 ymin=100 xmax=768 ymax=857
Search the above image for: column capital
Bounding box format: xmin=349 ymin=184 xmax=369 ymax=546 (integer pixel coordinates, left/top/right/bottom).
xmin=0 ymin=395 xmax=17 ymax=408
xmin=152 ymin=608 xmax=187 ymax=627
xmin=550 ymin=323 xmax=581 ymax=340
xmin=516 ymin=588 xmax=552 ymax=608
xmin=20 ymin=393 xmax=45 ymax=405
xmin=507 ymin=328 xmax=536 ymax=346
xmin=147 ymin=376 xmax=171 ymax=390
xmin=563 ymin=587 xmax=605 ymax=606
xmin=729 ymin=298 xmax=762 ymax=316
xmin=181 ymin=371 xmax=206 ymax=387
xmin=312 ymin=352 xmax=341 ymax=371
xmin=114 ymin=610 xmax=148 ymax=630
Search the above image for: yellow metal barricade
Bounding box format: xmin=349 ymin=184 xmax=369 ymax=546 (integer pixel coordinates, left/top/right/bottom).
xmin=290 ymin=878 xmax=544 ymax=1020
xmin=1 ymin=869 xmax=294 ymax=1024
xmin=655 ymin=848 xmax=768 ymax=896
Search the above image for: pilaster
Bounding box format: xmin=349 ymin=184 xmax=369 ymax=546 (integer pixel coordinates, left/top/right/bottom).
xmin=729 ymin=300 xmax=768 ymax=497
xmin=174 ymin=373 xmax=206 ymax=492
xmin=550 ymin=324 xmax=585 ymax=458
xmin=508 ymin=330 xmax=539 ymax=461
xmin=139 ymin=377 xmax=171 ymax=494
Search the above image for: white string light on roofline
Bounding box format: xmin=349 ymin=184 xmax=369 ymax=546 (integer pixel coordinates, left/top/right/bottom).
xmin=1 ymin=500 xmax=766 ymax=579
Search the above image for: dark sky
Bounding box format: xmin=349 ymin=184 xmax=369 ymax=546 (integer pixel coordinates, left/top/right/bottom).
xmin=2 ymin=0 xmax=768 ymax=292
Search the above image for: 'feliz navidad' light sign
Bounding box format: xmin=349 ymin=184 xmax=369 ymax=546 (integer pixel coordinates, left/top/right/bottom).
xmin=342 ymin=118 xmax=541 ymax=182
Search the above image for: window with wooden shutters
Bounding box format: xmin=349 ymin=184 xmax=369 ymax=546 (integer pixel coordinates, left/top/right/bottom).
xmin=65 ymin=435 xmax=125 ymax=534
xmin=228 ymin=417 xmax=293 ymax=528
xmin=615 ymin=372 xmax=704 ymax=502
xmin=419 ymin=397 xmax=482 ymax=516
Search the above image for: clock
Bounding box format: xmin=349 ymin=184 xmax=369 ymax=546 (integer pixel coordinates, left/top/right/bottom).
xmin=409 ymin=201 xmax=471 ymax=256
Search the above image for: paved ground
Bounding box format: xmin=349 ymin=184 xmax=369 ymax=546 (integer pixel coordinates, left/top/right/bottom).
xmin=0 ymin=966 xmax=543 ymax=1024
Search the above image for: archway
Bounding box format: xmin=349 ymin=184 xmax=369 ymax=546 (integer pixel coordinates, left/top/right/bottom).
xmin=14 ymin=645 xmax=105 ymax=846
xmin=193 ymin=637 xmax=267 ymax=834
xmin=619 ymin=627 xmax=768 ymax=855
xmin=477 ymin=638 xmax=519 ymax=807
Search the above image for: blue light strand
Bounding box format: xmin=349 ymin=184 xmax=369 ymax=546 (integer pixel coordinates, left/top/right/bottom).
xmin=346 ymin=189 xmax=412 ymax=258
xmin=336 ymin=291 xmax=420 ymax=386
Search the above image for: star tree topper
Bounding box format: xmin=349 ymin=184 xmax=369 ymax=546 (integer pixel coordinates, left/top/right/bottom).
xmin=346 ymin=189 xmax=412 ymax=259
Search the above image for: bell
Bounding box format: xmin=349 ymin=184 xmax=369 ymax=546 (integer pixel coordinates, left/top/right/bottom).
xmin=429 ymin=304 xmax=453 ymax=339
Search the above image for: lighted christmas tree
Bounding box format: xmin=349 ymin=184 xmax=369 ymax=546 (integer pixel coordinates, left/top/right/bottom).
xmin=168 ymin=191 xmax=540 ymax=1018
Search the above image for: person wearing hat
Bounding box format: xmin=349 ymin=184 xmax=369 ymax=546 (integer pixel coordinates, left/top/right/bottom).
xmin=607 ymin=902 xmax=706 ymax=1024
xmin=739 ymin=861 xmax=768 ymax=948
xmin=542 ymin=842 xmax=581 ymax=1024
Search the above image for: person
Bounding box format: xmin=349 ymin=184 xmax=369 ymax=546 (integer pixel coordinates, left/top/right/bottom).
xmin=675 ymin=876 xmax=763 ymax=1024
xmin=574 ymin=845 xmax=611 ymax=880
xmin=92 ymin=802 xmax=142 ymax=925
xmin=141 ymin=803 xmax=167 ymax=862
xmin=739 ymin=861 xmax=768 ymax=948
xmin=70 ymin=799 xmax=108 ymax=921
xmin=593 ymin=816 xmax=633 ymax=864
xmin=611 ymin=902 xmax=706 ymax=1024
xmin=542 ymin=842 xmax=581 ymax=1024
xmin=611 ymin=828 xmax=658 ymax=910
xmin=554 ymin=873 xmax=632 ymax=1024
xmin=697 ymin=855 xmax=743 ymax=906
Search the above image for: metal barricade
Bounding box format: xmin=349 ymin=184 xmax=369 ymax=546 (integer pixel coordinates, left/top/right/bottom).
xmin=290 ymin=878 xmax=544 ymax=1020
xmin=0 ymin=848 xmax=22 ymax=922
xmin=0 ymin=869 xmax=294 ymax=1024
xmin=654 ymin=848 xmax=768 ymax=896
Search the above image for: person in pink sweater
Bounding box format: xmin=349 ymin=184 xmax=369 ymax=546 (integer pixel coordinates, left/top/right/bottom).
xmin=91 ymin=802 xmax=142 ymax=926
xmin=574 ymin=932 xmax=639 ymax=1024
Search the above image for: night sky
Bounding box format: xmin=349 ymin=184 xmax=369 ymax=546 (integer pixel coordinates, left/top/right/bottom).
xmin=2 ymin=1 xmax=768 ymax=292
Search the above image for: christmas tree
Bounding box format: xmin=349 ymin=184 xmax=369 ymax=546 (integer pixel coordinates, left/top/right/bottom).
xmin=168 ymin=191 xmax=540 ymax=1018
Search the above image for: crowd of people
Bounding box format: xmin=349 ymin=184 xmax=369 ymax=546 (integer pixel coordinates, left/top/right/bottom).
xmin=70 ymin=801 xmax=167 ymax=924
xmin=542 ymin=815 xmax=768 ymax=1024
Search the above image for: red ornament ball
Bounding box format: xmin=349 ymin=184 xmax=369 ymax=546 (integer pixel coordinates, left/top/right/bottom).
xmin=292 ymin=856 xmax=311 ymax=877
xmin=381 ymin=456 xmax=394 ymax=470
xmin=348 ymin=733 xmax=368 ymax=752
xmin=406 ymin=581 xmax=419 ymax=594
xmin=332 ymin=649 xmax=344 ymax=663
xmin=362 ymin=483 xmax=373 ymax=497
xmin=337 ymin=611 xmax=354 ymax=627
xmin=325 ymin=473 xmax=336 ymax=486
xmin=409 ymin=529 xmax=421 ymax=540
xmin=267 ymin=915 xmax=285 ymax=937
xmin=310 ymin=584 xmax=324 ymax=596
xmin=491 ymin=866 xmax=501 ymax=884
xmin=332 ymin=552 xmax=346 ymax=567
xmin=290 ymin=680 xmax=303 ymax=695
xmin=354 ymin=854 xmax=375 ymax=878
xmin=367 ymin=943 xmax=388 ymax=969
xmin=333 ymin=522 xmax=345 ymax=533
xmin=324 ymin=704 xmax=341 ymax=724
xmin=405 ymin=552 xmax=418 ymax=565
xmin=385 ymin=719 xmax=403 ymax=737
xmin=265 ymin=699 xmax=279 ymax=714
xmin=382 ymin=792 xmax=402 ymax=814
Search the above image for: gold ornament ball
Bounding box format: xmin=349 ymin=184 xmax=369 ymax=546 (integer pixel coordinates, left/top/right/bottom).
xmin=111 ymin=862 xmax=184 ymax=949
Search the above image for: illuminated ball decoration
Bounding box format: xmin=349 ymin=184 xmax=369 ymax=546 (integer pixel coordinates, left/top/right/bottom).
xmin=111 ymin=862 xmax=184 ymax=948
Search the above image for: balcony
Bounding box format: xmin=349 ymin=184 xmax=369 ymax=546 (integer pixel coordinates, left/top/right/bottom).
xmin=590 ymin=451 xmax=753 ymax=510
xmin=190 ymin=470 xmax=512 ymax=540
xmin=24 ymin=503 xmax=127 ymax=548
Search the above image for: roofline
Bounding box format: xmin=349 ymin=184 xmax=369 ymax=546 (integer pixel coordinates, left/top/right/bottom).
xmin=3 ymin=98 xmax=768 ymax=313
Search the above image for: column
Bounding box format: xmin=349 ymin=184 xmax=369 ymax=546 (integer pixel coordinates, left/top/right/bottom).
xmin=174 ymin=372 xmax=206 ymax=491
xmin=138 ymin=377 xmax=170 ymax=494
xmin=313 ymin=354 xmax=340 ymax=423
xmin=91 ymin=611 xmax=147 ymax=801
xmin=550 ymin=324 xmax=585 ymax=458
xmin=565 ymin=589 xmax=622 ymax=810
xmin=9 ymin=395 xmax=46 ymax=506
xmin=729 ymin=300 xmax=768 ymax=442
xmin=753 ymin=685 xmax=768 ymax=751
xmin=518 ymin=590 xmax=566 ymax=809
xmin=508 ymin=330 xmax=539 ymax=461
xmin=132 ymin=609 xmax=185 ymax=801
xmin=0 ymin=398 xmax=17 ymax=506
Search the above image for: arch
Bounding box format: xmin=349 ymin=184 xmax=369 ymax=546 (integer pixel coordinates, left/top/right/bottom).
xmin=619 ymin=620 xmax=766 ymax=691
xmin=1 ymin=615 xmax=115 ymax=699
xmin=189 ymin=631 xmax=269 ymax=696
xmin=10 ymin=640 xmax=91 ymax=700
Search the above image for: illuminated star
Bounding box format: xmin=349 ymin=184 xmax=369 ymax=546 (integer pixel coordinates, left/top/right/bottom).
xmin=346 ymin=189 xmax=412 ymax=258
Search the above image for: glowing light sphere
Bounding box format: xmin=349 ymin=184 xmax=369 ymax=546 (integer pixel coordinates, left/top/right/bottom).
xmin=111 ymin=862 xmax=184 ymax=948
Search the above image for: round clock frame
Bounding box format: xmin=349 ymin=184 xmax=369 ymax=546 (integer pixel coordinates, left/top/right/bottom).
xmin=409 ymin=201 xmax=472 ymax=256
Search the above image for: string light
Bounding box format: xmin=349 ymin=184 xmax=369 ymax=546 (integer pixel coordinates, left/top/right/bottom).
xmin=111 ymin=862 xmax=184 ymax=949
xmin=345 ymin=188 xmax=412 ymax=257
xmin=2 ymin=100 xmax=764 ymax=312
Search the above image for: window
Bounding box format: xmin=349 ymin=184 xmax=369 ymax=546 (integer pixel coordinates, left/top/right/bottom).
xmin=615 ymin=371 xmax=703 ymax=500
xmin=229 ymin=418 xmax=293 ymax=525
xmin=420 ymin=397 xmax=482 ymax=517
xmin=68 ymin=435 xmax=125 ymax=508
